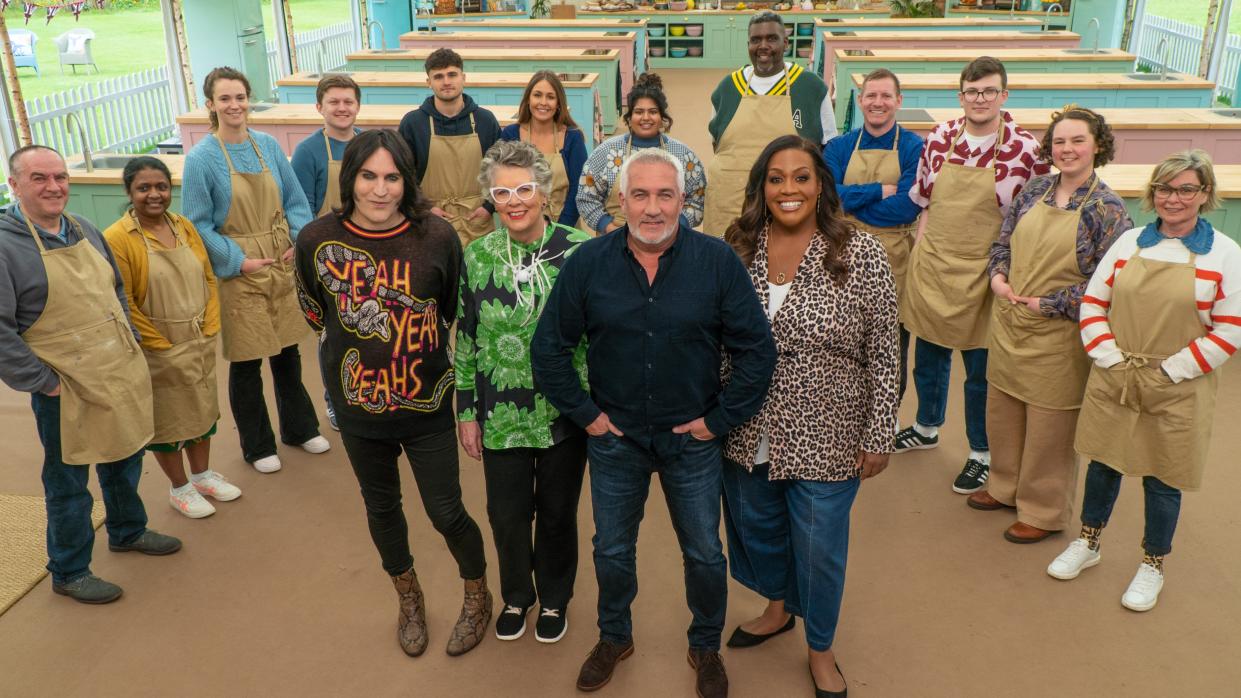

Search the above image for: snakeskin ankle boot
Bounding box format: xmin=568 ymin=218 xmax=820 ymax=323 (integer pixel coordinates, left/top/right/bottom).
xmin=391 ymin=567 xmax=428 ymax=657
xmin=446 ymin=576 xmax=492 ymax=656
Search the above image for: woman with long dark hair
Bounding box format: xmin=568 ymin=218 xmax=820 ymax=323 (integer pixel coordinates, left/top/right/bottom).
xmin=499 ymin=70 xmax=588 ymax=228
xmin=294 ymin=128 xmax=491 ymax=657
xmin=722 ymin=135 xmax=899 ymax=697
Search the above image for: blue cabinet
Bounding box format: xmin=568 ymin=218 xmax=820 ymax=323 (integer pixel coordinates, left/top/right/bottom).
xmin=369 ymin=0 xmax=414 ymax=48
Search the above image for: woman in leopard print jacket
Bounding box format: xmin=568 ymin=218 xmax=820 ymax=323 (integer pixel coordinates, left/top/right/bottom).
xmin=721 ymin=134 xmax=900 ymax=697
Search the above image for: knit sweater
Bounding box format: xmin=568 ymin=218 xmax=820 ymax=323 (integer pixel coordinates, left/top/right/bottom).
xmin=182 ymin=130 xmax=313 ymax=280
xmin=290 ymin=127 xmax=361 ymax=215
xmin=708 ymin=62 xmax=832 ymax=148
xmin=1080 ymin=224 xmax=1241 ymax=383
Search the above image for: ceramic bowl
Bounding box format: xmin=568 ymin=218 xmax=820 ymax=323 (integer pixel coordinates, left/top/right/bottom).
xmin=669 ymin=25 xmax=686 ymax=36
xmin=685 ymin=24 xmax=703 ymax=36
xmin=648 ymin=26 xmax=666 ymax=36
xmin=687 ymin=46 xmax=703 ymax=56
xmin=649 ymin=45 xmax=666 ymax=56
xmin=796 ymin=46 xmax=812 ymax=57
xmin=669 ymin=47 xmax=689 ymax=57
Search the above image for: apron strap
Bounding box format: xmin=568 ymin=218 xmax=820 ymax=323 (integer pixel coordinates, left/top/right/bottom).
xmin=19 ymin=211 xmax=55 ymax=254
xmin=247 ymin=136 xmax=270 ymax=173
xmin=130 ymin=210 xmax=185 ymax=252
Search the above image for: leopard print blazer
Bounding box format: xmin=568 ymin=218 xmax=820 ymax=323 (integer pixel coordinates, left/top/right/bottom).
xmin=723 ymin=228 xmax=900 ymax=481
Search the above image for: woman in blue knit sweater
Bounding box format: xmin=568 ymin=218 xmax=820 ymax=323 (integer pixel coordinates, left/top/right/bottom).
xmin=498 ymin=70 xmax=588 ymax=229
xmin=182 ymin=66 xmax=328 ymax=473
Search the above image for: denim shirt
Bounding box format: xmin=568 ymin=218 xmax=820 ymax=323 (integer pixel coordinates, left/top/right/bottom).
xmin=531 ymin=224 xmax=776 ymax=449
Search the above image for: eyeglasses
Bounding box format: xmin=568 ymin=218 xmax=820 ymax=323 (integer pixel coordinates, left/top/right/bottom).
xmin=489 ymin=182 xmax=539 ymax=204
xmin=960 ymin=87 xmax=1003 ymax=102
xmin=1150 ymin=183 xmax=1208 ymax=200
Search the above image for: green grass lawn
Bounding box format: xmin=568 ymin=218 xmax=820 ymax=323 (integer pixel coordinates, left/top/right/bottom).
xmin=1145 ymin=0 xmax=1241 ymax=33
xmin=5 ymin=0 xmax=351 ymax=100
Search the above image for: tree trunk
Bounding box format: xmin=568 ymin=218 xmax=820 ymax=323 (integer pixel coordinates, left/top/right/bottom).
xmin=1119 ymin=0 xmax=1135 ymax=50
xmin=283 ymin=0 xmax=299 ymax=74
xmin=0 ymin=13 xmax=33 ymax=146
xmin=1198 ymin=0 xmax=1220 ymax=78
xmin=168 ymin=0 xmax=198 ymax=109
xmin=359 ymin=0 xmax=371 ymax=50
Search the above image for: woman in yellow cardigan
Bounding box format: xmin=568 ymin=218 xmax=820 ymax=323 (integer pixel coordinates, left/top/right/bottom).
xmin=104 ymin=157 xmax=239 ymax=519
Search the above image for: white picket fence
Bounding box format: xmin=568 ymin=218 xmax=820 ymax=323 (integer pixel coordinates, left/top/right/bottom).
xmin=27 ymin=66 xmax=175 ymax=157
xmin=266 ymin=20 xmax=355 ymax=81
xmin=1134 ymin=13 xmax=1241 ymax=103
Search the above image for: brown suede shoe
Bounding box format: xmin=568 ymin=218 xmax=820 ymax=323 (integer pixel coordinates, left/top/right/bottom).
xmin=391 ymin=567 xmax=428 ymax=657
xmin=1004 ymin=521 xmax=1056 ymax=544
xmin=687 ymin=649 xmax=728 ymax=698
xmin=967 ymin=490 xmax=1014 ymax=511
xmin=577 ymin=640 xmax=635 ymax=691
xmin=446 ymin=576 xmax=493 ymax=656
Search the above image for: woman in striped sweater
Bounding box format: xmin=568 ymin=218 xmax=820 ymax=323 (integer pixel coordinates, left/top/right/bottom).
xmin=1048 ymin=150 xmax=1241 ymax=612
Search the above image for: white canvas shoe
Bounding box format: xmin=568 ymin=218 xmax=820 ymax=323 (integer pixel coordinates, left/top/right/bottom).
xmin=169 ymin=485 xmax=215 ymax=519
xmin=1047 ymin=538 xmax=1101 ymax=580
xmin=300 ymin=436 xmax=331 ymax=454
xmin=252 ymin=455 xmax=282 ymax=473
xmin=1121 ymin=563 xmax=1164 ymax=612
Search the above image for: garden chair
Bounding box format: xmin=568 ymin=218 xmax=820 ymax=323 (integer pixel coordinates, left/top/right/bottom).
xmin=10 ymin=29 xmax=39 ymax=77
xmin=54 ymin=28 xmax=97 ymax=75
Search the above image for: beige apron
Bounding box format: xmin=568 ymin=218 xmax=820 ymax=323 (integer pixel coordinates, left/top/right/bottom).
xmin=988 ymin=178 xmax=1097 ymax=410
xmin=421 ymin=113 xmax=494 ymax=248
xmin=21 ymin=216 xmax=153 ymax=465
xmin=703 ymin=67 xmax=802 ymax=237
xmin=216 ymin=137 xmax=306 ymax=363
xmin=137 ymin=213 xmax=219 ymax=444
xmin=525 ymin=125 xmax=570 ymax=223
xmin=318 ymin=131 xmax=344 ymax=217
xmin=841 ymin=127 xmax=917 ymax=299
xmin=902 ymin=124 xmax=1006 ymax=350
xmin=1074 ymin=248 xmax=1217 ymax=491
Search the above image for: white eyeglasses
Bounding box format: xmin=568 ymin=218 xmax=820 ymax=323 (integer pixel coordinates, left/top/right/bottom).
xmin=490 ymin=182 xmax=539 ymax=204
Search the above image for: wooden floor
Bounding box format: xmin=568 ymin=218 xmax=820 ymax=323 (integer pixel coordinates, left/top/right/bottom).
xmin=1 ymin=69 xmax=1238 ymax=697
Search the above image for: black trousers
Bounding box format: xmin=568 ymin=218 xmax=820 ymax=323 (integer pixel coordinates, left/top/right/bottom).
xmin=340 ymin=426 xmax=487 ymax=579
xmin=899 ymin=323 xmax=911 ymax=403
xmin=227 ymin=344 xmax=319 ymax=462
xmin=482 ymin=431 xmax=588 ymax=610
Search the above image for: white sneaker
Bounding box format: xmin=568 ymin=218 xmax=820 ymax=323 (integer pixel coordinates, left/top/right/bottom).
xmin=1046 ymin=538 xmax=1101 ymax=580
xmin=192 ymin=471 xmax=242 ymax=502
xmin=169 ymin=485 xmax=215 ymax=519
xmin=1121 ymin=562 xmax=1164 ymax=612
xmin=300 ymin=436 xmax=331 ymax=454
xmin=252 ymin=455 xmax=282 ymax=473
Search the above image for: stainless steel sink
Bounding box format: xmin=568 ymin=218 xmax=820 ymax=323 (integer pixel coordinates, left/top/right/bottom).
xmin=70 ymin=154 xmax=141 ymax=170
xmin=1210 ymin=108 xmax=1241 ymax=118
xmin=897 ymin=108 xmax=935 ymax=122
xmin=250 ymin=103 xmax=276 ymax=112
xmin=302 ymin=71 xmax=354 ymax=78
xmin=1062 ymin=48 xmax=1106 ymax=54
xmin=360 ymin=49 xmax=394 ymax=54
xmin=1125 ymin=73 xmax=1180 ymax=81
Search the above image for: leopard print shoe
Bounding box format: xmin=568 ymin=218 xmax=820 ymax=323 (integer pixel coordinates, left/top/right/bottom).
xmin=446 ymin=576 xmax=492 ymax=656
xmin=391 ymin=567 xmax=428 ymax=657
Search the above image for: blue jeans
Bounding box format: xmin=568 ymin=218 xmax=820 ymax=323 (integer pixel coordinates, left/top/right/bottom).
xmin=912 ymin=338 xmax=989 ymax=451
xmin=1080 ymin=460 xmax=1181 ymax=556
xmin=32 ymin=393 xmax=148 ymax=585
xmin=722 ymin=459 xmax=860 ymax=652
xmin=587 ymin=431 xmax=727 ymax=651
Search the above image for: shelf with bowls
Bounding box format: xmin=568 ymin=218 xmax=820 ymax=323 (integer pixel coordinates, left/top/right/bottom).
xmin=646 ymin=22 xmax=708 ymax=65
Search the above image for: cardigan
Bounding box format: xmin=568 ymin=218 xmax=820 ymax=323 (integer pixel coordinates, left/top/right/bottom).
xmin=724 ymin=229 xmax=899 ymax=481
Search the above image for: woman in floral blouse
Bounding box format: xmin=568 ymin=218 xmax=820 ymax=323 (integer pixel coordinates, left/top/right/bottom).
xmin=575 ymin=72 xmax=705 ymax=233
xmin=722 ymin=135 xmax=899 ymax=696
xmin=456 ymin=140 xmax=591 ymax=645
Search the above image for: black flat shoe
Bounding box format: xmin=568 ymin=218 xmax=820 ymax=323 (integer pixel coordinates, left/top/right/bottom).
xmin=812 ymin=662 xmax=847 ymax=698
xmin=725 ymin=615 xmax=795 ymax=648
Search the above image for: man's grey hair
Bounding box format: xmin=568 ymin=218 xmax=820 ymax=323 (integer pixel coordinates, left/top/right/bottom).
xmin=477 ymin=140 xmax=553 ymax=204
xmin=617 ymin=147 xmax=684 ymax=198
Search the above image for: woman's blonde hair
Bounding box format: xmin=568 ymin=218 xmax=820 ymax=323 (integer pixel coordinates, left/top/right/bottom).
xmin=1141 ymin=149 xmax=1222 ymax=213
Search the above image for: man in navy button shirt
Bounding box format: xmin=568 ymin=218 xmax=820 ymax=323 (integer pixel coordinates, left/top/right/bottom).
xmin=532 ymin=148 xmax=775 ymax=698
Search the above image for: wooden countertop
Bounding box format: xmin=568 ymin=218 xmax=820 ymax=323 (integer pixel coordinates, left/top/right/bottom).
xmin=400 ymin=30 xmax=638 ymax=40
xmin=1097 ymin=164 xmax=1241 ymax=198
xmin=825 ymin=30 xmax=1078 ymax=41
xmin=276 ymin=71 xmax=598 ymax=88
xmin=431 ymin=10 xmax=525 ymax=17
xmin=835 ymin=47 xmax=1134 ymax=62
xmin=175 ymin=104 xmax=519 ymax=126
xmin=815 ymin=16 xmax=1043 ymax=27
xmin=434 ymin=17 xmax=649 ymax=27
xmin=68 ymin=155 xmax=188 ymax=186
xmin=950 ymin=8 xmax=1070 ymax=18
xmin=348 ymin=47 xmax=620 ymax=61
xmin=898 ymin=108 xmax=1241 ymax=131
xmin=851 ymin=72 xmax=1215 ymax=90
xmin=579 ymin=8 xmax=888 ymax=15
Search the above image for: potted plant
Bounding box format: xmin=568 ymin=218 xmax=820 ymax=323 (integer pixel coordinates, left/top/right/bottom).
xmin=889 ymin=0 xmax=936 ymax=17
xmin=530 ymin=0 xmax=549 ymax=17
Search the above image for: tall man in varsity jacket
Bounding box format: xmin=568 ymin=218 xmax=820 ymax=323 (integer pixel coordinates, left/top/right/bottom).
xmin=704 ymin=10 xmax=836 ymax=237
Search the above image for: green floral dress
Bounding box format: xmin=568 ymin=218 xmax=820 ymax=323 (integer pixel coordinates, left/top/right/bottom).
xmin=456 ymin=222 xmax=591 ymax=450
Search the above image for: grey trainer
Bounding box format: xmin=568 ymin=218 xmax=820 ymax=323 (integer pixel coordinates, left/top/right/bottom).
xmin=108 ymin=529 xmax=182 ymax=556
xmin=53 ymin=574 xmax=122 ymax=604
